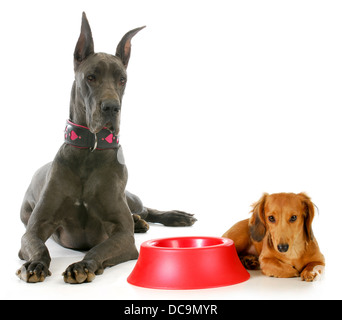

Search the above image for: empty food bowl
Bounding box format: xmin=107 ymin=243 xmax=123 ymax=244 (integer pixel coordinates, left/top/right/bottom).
xmin=127 ymin=236 xmax=250 ymax=290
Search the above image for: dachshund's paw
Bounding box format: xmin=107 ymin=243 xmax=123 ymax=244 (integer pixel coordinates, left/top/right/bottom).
xmin=262 ymin=269 xmax=300 ymax=278
xmin=240 ymin=255 xmax=260 ymax=270
xmin=133 ymin=214 xmax=150 ymax=233
xmin=16 ymin=261 xmax=51 ymax=283
xmin=63 ymin=261 xmax=98 ymax=284
xmin=301 ymin=265 xmax=324 ymax=282
xmin=260 ymin=261 xmax=300 ymax=278
xmin=161 ymin=211 xmax=197 ymax=227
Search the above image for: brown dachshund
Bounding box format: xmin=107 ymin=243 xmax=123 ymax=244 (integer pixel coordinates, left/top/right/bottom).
xmin=222 ymin=193 xmax=325 ymax=281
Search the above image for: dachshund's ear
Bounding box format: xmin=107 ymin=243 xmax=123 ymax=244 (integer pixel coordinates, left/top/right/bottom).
xmin=249 ymin=193 xmax=268 ymax=242
xmin=298 ymin=193 xmax=315 ymax=241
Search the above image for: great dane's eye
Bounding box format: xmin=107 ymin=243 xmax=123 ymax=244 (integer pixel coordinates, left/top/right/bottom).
xmin=268 ymin=216 xmax=276 ymax=223
xmin=290 ymin=215 xmax=297 ymax=222
xmin=120 ymin=76 xmax=126 ymax=86
xmin=87 ymin=75 xmax=96 ymax=82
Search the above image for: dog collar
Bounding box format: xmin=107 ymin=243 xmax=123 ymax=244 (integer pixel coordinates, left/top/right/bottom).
xmin=64 ymin=120 xmax=119 ymax=151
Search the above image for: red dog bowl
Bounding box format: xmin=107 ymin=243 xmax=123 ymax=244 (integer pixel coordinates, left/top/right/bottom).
xmin=127 ymin=236 xmax=249 ymax=290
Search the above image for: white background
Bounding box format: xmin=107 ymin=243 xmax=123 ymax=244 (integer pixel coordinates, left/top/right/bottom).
xmin=1 ymin=0 xmax=341 ymax=300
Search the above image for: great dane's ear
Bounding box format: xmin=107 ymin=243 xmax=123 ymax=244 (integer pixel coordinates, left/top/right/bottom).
xmin=74 ymin=12 xmax=94 ymax=70
xmin=115 ymin=26 xmax=145 ymax=69
xmin=249 ymin=193 xmax=268 ymax=242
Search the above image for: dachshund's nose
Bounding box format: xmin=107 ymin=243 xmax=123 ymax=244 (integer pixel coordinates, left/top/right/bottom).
xmin=277 ymin=244 xmax=289 ymax=253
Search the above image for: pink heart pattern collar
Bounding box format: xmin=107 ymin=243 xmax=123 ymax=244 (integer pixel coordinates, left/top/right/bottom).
xmin=64 ymin=120 xmax=119 ymax=151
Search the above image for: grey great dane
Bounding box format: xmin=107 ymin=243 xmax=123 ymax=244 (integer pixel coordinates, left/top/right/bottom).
xmin=16 ymin=13 xmax=196 ymax=284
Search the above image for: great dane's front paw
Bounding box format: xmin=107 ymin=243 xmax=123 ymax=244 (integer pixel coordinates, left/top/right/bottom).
xmin=163 ymin=211 xmax=197 ymax=227
xmin=16 ymin=261 xmax=51 ymax=283
xmin=63 ymin=261 xmax=99 ymax=284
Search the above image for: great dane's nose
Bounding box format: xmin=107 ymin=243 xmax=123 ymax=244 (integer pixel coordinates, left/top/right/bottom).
xmin=101 ymin=100 xmax=121 ymax=115
xmin=277 ymin=243 xmax=289 ymax=253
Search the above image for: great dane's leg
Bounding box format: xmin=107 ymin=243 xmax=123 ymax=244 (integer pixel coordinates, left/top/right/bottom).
xmin=17 ymin=187 xmax=65 ymax=283
xmin=17 ymin=162 xmax=80 ymax=283
xmin=63 ymin=232 xmax=138 ymax=284
xmin=63 ymin=201 xmax=138 ymax=284
xmin=143 ymin=207 xmax=197 ymax=226
xmin=19 ymin=163 xmax=52 ymax=228
xmin=125 ymin=190 xmax=197 ymax=228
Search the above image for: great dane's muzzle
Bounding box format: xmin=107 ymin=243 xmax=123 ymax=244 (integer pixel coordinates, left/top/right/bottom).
xmin=100 ymin=99 xmax=121 ymax=134
xmin=101 ymin=99 xmax=121 ymax=116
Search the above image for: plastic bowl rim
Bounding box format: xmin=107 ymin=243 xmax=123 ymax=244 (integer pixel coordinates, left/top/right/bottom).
xmin=141 ymin=236 xmax=234 ymax=251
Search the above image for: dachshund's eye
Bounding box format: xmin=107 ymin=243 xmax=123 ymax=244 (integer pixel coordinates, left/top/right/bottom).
xmin=268 ymin=216 xmax=276 ymax=223
xmin=290 ymin=215 xmax=297 ymax=222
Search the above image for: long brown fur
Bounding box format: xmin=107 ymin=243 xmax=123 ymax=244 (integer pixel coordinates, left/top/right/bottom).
xmin=222 ymin=192 xmax=325 ymax=281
